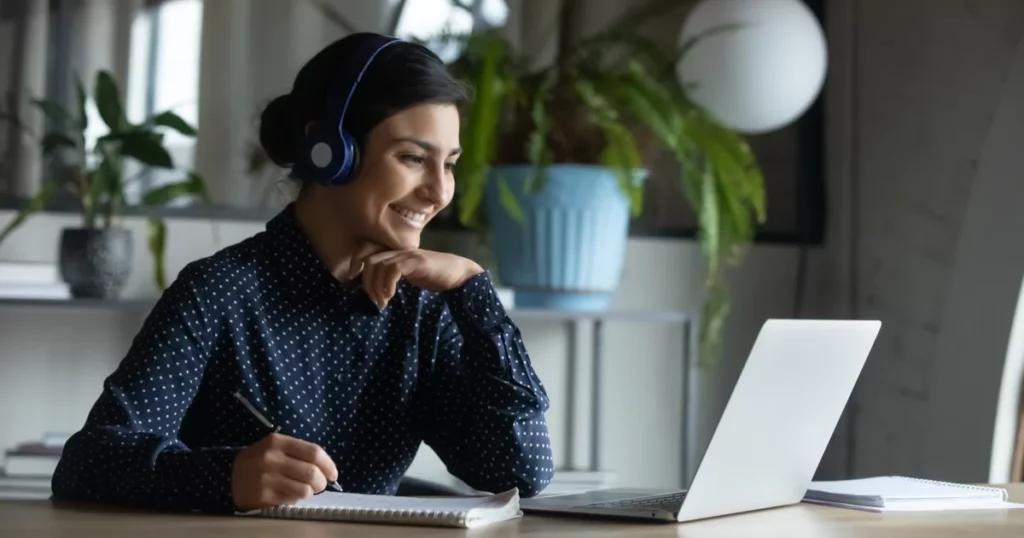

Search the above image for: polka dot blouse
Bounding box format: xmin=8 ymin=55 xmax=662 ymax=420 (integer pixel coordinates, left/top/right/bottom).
xmin=50 ymin=204 xmax=554 ymax=512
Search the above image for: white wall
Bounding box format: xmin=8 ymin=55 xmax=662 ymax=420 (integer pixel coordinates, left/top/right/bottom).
xmin=843 ymin=0 xmax=1024 ymax=481
xmin=921 ymin=27 xmax=1024 ymax=484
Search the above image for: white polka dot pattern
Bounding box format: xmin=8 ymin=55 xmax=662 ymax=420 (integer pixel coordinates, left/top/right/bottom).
xmin=50 ymin=205 xmax=554 ymax=512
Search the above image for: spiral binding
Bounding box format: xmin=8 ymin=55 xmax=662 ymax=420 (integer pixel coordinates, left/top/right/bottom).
xmin=262 ymin=504 xmax=467 ymax=527
xmin=892 ymin=476 xmax=1008 ymax=499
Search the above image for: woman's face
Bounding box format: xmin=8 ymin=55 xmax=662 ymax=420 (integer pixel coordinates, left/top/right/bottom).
xmin=328 ymin=103 xmax=461 ymax=250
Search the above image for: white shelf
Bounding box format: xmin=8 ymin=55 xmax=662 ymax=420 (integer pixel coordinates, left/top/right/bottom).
xmin=0 ymin=296 xmax=693 ymax=323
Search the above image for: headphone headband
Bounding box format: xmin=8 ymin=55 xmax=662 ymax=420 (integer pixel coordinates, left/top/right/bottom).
xmin=327 ymin=33 xmax=402 ymax=132
xmin=297 ymin=33 xmax=404 ymax=186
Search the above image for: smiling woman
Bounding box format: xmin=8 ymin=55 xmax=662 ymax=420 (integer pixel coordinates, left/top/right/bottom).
xmin=50 ymin=32 xmax=554 ymax=513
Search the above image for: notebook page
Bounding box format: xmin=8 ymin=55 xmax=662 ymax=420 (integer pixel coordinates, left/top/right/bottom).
xmin=807 ymin=477 xmax=1006 ymax=501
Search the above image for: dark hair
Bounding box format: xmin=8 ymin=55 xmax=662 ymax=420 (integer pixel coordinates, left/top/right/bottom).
xmin=258 ymin=33 xmax=467 ymax=172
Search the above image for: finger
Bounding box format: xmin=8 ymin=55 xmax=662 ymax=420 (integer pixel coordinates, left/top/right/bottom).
xmin=277 ymin=436 xmax=339 ymax=482
xmin=376 ymin=256 xmax=407 ymax=307
xmin=361 ymin=257 xmax=380 ymax=306
xmin=365 ymin=251 xmax=406 ymax=307
xmin=365 ymin=249 xmax=407 ymax=265
xmin=389 ymin=252 xmax=430 ymax=289
xmin=348 ymin=241 xmax=388 ymax=280
xmin=266 ymin=473 xmax=316 ymax=504
xmin=278 ymin=457 xmax=328 ymax=493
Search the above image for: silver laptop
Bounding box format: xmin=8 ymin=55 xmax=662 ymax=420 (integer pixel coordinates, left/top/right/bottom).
xmin=521 ymin=319 xmax=881 ymax=523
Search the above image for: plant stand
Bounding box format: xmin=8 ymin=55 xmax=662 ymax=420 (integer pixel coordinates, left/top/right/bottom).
xmin=520 ymin=308 xmax=699 ymax=489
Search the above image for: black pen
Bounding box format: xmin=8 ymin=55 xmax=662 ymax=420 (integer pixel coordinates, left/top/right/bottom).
xmin=233 ymin=391 xmax=343 ymax=493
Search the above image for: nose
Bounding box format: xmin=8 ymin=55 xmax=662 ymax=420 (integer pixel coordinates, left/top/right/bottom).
xmin=417 ymin=164 xmax=450 ymax=206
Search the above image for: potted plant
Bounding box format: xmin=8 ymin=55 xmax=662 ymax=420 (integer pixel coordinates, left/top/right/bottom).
xmin=0 ymin=70 xmax=210 ymax=298
xmin=441 ymin=2 xmax=765 ymax=365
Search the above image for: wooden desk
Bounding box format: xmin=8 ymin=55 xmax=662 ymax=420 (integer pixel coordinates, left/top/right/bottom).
xmin=1 ymin=484 xmax=1021 ymax=537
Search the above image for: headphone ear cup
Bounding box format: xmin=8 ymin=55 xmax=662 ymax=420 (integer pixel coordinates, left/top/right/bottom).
xmin=334 ymin=129 xmax=360 ymax=184
xmin=301 ymin=121 xmax=349 ymax=185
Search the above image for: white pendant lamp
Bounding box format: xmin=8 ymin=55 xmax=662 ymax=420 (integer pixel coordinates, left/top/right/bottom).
xmin=677 ymin=0 xmax=828 ymax=134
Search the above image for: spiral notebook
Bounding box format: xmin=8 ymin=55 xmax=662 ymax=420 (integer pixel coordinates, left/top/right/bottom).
xmin=802 ymin=476 xmax=1018 ymax=512
xmin=242 ymin=488 xmax=522 ymax=528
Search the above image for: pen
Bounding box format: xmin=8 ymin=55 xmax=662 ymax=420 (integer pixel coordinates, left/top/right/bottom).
xmin=232 ymin=391 xmax=344 ymax=493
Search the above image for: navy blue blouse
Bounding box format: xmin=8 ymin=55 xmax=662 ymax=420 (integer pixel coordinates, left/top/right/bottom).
xmin=51 ymin=206 xmax=554 ymax=512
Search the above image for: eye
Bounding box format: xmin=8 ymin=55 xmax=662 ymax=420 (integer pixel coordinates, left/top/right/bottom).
xmin=399 ymin=154 xmax=426 ymax=166
xmin=444 ymin=161 xmax=456 ymax=171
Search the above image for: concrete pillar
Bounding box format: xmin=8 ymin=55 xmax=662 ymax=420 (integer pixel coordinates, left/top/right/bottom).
xmin=193 ymin=0 xmax=253 ymax=207
xmin=8 ymin=0 xmax=49 ymax=198
xmin=195 ymin=0 xmax=395 ymax=209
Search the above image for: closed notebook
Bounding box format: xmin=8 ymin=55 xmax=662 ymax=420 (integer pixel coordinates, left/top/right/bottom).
xmin=803 ymin=476 xmax=1014 ymax=512
xmin=242 ymin=488 xmax=521 ymax=528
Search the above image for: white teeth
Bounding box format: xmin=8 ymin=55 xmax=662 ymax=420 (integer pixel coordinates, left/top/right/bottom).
xmin=390 ymin=205 xmax=426 ymax=223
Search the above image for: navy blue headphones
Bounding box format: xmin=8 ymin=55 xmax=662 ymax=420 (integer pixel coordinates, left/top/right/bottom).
xmin=295 ymin=34 xmax=403 ymax=186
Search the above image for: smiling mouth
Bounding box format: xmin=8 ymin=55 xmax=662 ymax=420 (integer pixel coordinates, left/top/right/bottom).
xmin=389 ymin=204 xmax=428 ymax=227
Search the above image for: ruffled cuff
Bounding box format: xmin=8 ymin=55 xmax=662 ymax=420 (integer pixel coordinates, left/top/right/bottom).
xmin=442 ymin=270 xmax=511 ymax=333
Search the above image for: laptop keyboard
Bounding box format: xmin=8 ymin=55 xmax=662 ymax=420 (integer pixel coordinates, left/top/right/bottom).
xmin=584 ymin=492 xmax=687 ymax=511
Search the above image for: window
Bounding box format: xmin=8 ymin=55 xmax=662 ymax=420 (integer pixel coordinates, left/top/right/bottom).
xmin=123 ymin=0 xmax=203 ymax=204
xmin=393 ymin=0 xmax=509 ymax=63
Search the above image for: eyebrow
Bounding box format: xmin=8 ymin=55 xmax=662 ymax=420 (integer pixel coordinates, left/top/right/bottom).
xmin=396 ymin=137 xmax=462 ymax=157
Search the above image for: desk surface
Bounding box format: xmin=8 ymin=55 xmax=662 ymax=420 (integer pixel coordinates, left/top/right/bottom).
xmin=2 ymin=484 xmax=1022 ymax=537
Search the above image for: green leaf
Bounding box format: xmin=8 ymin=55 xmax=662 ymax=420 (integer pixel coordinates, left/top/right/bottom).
xmin=698 ymin=163 xmax=721 ymax=277
xmin=0 ymin=181 xmax=58 ymax=246
xmin=454 ymin=34 xmax=508 ymax=228
xmin=576 ymin=78 xmax=644 ymax=215
xmin=94 ymin=70 xmax=125 ymax=131
xmin=698 ymin=279 xmax=729 ymax=367
xmin=147 ymin=217 xmax=168 ymax=291
xmin=676 ymin=23 xmax=747 ymax=64
xmin=74 ymin=74 xmax=88 ymax=130
xmin=496 ymin=175 xmax=526 ymax=225
xmin=31 ymin=99 xmax=75 ymax=128
xmin=119 ymin=134 xmax=174 ymax=168
xmin=523 ymin=74 xmax=555 ymax=195
xmin=150 ymin=111 xmax=197 ymax=136
xmin=142 ymin=172 xmax=209 ymax=206
xmin=89 ymin=143 xmax=126 ymax=227
xmin=41 ymin=133 xmax=77 ymax=154
xmin=457 ymin=167 xmax=488 ymax=228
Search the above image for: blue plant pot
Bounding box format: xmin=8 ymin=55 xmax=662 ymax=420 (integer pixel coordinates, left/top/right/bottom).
xmin=484 ymin=164 xmax=647 ymax=311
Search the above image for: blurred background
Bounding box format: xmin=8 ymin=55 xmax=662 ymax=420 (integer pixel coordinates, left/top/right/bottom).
xmin=0 ymin=0 xmax=1021 ymax=499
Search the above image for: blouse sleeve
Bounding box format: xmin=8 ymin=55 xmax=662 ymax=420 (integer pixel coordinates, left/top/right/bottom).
xmin=417 ymin=271 xmax=554 ymax=497
xmin=51 ymin=263 xmax=240 ymax=512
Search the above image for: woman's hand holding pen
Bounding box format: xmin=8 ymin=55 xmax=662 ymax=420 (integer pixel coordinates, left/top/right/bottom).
xmin=231 ymin=433 xmax=339 ymax=511
xmin=347 ymin=241 xmax=485 ymax=309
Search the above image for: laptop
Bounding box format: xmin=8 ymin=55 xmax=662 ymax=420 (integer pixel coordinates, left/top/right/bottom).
xmin=521 ymin=318 xmax=881 ymax=523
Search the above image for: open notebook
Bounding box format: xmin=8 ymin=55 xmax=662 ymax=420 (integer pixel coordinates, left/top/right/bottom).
xmin=242 ymin=488 xmax=522 ymax=528
xmin=803 ymin=476 xmax=1017 ymax=512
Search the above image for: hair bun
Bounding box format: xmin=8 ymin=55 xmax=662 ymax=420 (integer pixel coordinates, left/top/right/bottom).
xmin=258 ymin=94 xmax=300 ymax=167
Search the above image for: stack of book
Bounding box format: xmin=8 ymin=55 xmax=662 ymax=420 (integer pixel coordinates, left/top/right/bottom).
xmin=0 ymin=261 xmax=69 ymax=300
xmin=0 ymin=433 xmax=68 ymax=500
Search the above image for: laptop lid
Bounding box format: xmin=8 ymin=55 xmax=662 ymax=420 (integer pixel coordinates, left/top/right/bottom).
xmin=677 ymin=319 xmax=880 ymax=522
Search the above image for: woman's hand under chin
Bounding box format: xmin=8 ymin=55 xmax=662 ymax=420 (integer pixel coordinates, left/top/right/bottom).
xmin=347 ymin=241 xmax=485 ymax=308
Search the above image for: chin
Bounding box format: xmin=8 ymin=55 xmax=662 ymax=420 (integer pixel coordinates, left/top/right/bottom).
xmin=377 ymin=228 xmax=421 ymax=250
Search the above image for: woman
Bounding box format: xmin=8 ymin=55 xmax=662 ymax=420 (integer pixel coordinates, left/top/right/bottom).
xmin=51 ymin=32 xmax=554 ymax=513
